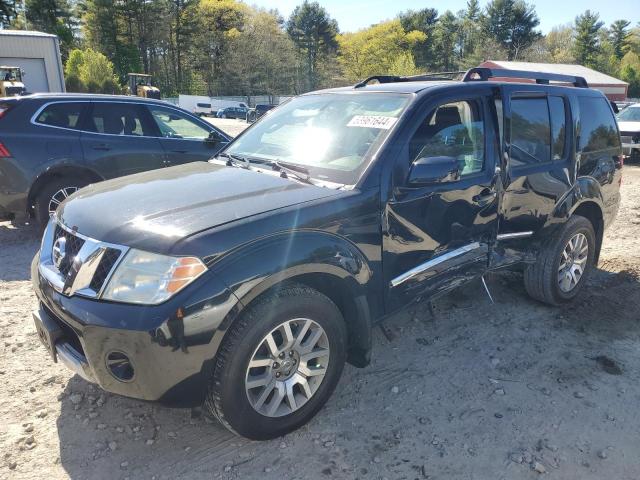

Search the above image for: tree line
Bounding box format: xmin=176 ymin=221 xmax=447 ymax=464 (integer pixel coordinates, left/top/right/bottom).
xmin=1 ymin=0 xmax=639 ymax=97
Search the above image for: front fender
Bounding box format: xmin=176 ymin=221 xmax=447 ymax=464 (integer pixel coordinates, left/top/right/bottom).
xmin=209 ymin=230 xmax=378 ymax=367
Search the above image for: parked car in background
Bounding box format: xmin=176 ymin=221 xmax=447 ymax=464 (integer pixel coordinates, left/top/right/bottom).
xmin=216 ymin=106 xmax=248 ymax=119
xmin=31 ymin=68 xmax=621 ymax=440
xmin=193 ymin=102 xmax=214 ymax=117
xmin=246 ymin=103 xmax=276 ymax=123
xmin=0 ymin=93 xmax=230 ymax=226
xmin=617 ymin=103 xmax=640 ymax=162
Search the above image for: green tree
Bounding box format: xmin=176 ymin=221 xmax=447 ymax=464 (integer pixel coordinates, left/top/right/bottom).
xmin=621 ymin=51 xmax=640 ymax=97
xmin=25 ymin=0 xmax=76 ymax=59
xmin=573 ymin=10 xmax=604 ymax=68
xmin=458 ymin=0 xmax=482 ymax=61
xmin=188 ymin=0 xmax=247 ymax=96
xmin=433 ymin=11 xmax=459 ymax=70
xmin=398 ymin=7 xmax=439 ymax=70
xmin=482 ymin=0 xmax=541 ymax=60
xmin=286 ymin=1 xmax=338 ymax=91
xmin=610 ymin=20 xmax=631 ymax=60
xmin=64 ymin=48 xmax=121 ymax=93
xmin=337 ymin=19 xmax=426 ymax=82
xmin=0 ymin=0 xmax=16 ymax=27
xmin=546 ymin=25 xmax=576 ymax=63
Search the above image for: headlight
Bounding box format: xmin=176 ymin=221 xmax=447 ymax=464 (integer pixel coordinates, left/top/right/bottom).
xmin=101 ymin=249 xmax=207 ymax=305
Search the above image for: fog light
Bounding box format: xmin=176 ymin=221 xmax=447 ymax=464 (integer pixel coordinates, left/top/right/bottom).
xmin=106 ymin=351 xmax=134 ymax=382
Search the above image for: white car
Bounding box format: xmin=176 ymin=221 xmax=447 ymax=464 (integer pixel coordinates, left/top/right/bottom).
xmin=617 ymin=103 xmax=640 ymax=162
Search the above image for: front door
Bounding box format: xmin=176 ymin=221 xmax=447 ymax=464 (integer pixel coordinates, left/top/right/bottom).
xmin=145 ymin=105 xmax=229 ymax=166
xmin=80 ymin=102 xmax=166 ymax=179
xmin=384 ymin=88 xmax=501 ymax=312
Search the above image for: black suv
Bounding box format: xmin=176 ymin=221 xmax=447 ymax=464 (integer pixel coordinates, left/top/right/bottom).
xmin=0 ymin=94 xmax=230 ymax=225
xmin=246 ymin=103 xmax=276 ymax=123
xmin=31 ymin=68 xmax=622 ymax=440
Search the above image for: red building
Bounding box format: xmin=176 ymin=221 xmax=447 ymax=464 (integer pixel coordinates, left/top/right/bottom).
xmin=479 ymin=60 xmax=629 ymax=101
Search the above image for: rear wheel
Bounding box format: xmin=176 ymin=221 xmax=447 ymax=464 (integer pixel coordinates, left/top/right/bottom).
xmin=524 ymin=215 xmax=596 ymax=305
xmin=34 ymin=176 xmax=90 ymax=227
xmin=204 ymin=284 xmax=347 ymax=440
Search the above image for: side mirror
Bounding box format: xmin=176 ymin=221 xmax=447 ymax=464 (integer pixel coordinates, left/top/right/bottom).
xmin=408 ymin=156 xmax=460 ymax=186
xmin=205 ymin=130 xmax=225 ymax=145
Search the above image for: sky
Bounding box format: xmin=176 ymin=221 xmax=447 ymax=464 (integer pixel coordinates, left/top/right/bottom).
xmin=249 ymin=0 xmax=639 ymax=33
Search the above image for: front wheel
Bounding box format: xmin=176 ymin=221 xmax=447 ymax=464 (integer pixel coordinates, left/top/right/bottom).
xmin=524 ymin=215 xmax=596 ymax=305
xmin=204 ymin=284 xmax=347 ymax=440
xmin=34 ymin=176 xmax=90 ymax=228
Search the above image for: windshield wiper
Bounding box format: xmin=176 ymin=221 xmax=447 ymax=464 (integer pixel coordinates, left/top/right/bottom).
xmin=271 ymin=160 xmax=314 ymax=185
xmin=217 ymin=152 xmax=250 ymax=169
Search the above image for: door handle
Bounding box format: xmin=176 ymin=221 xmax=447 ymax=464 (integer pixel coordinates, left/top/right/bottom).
xmin=91 ymin=143 xmax=111 ymax=151
xmin=472 ymin=188 xmax=497 ymax=206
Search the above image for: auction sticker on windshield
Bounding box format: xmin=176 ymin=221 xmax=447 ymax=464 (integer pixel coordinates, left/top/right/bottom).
xmin=347 ymin=115 xmax=398 ymax=129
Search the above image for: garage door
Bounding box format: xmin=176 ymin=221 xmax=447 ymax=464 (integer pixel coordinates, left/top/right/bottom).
xmin=0 ymin=58 xmax=49 ymax=93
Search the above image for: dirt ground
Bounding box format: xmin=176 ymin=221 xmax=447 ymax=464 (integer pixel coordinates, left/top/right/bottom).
xmin=2 ymin=164 xmax=640 ymax=480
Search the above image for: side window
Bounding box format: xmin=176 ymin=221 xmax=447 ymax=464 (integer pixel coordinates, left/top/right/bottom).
xmin=578 ymin=97 xmax=621 ymax=153
xmin=549 ymin=96 xmax=566 ymax=160
xmin=148 ymin=107 xmax=210 ymax=140
xmin=35 ymin=103 xmax=84 ymax=129
xmin=409 ymin=100 xmax=485 ymax=176
xmin=86 ymin=103 xmax=151 ymax=136
xmin=510 ymin=97 xmax=551 ymax=166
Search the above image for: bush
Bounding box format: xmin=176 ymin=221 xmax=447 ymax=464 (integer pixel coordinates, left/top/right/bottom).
xmin=64 ymin=48 xmax=122 ymax=94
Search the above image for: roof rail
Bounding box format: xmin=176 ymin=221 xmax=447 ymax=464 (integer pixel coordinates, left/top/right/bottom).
xmin=354 ymin=71 xmax=465 ymax=88
xmin=462 ymin=67 xmax=588 ymax=88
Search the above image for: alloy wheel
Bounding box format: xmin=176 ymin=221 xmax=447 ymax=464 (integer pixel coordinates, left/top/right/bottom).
xmin=558 ymin=232 xmax=589 ymax=293
xmin=245 ymin=318 xmax=330 ymax=417
xmin=48 ymin=186 xmax=79 ymax=215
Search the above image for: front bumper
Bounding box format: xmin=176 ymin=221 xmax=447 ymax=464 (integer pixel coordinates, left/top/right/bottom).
xmin=31 ymin=252 xmax=240 ymax=405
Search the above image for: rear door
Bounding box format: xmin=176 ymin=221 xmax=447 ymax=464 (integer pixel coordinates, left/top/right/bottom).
xmin=496 ymin=86 xmax=573 ymax=248
xmin=145 ymin=104 xmax=229 ymax=166
xmin=80 ymin=101 xmax=166 ymax=178
xmin=384 ymin=87 xmax=501 ymax=311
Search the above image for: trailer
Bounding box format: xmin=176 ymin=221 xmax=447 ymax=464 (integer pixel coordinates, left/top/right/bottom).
xmin=0 ymin=30 xmax=65 ymax=93
xmin=178 ymin=95 xmax=247 ymax=115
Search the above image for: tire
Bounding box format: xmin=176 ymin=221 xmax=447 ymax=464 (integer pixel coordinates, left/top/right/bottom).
xmin=204 ymin=283 xmax=347 ymax=440
xmin=524 ymin=215 xmax=596 ymax=305
xmin=34 ymin=176 xmax=90 ymax=228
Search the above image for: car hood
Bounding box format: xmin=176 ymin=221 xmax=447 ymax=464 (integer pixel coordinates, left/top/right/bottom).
xmin=618 ymin=121 xmax=640 ymax=132
xmin=57 ymin=162 xmax=345 ymax=253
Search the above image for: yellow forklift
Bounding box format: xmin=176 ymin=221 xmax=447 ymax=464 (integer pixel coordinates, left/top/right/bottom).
xmin=127 ymin=73 xmax=160 ymax=99
xmin=0 ymin=66 xmax=26 ymax=96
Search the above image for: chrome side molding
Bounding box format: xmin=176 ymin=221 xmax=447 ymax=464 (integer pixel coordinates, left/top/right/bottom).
xmin=390 ymin=242 xmax=482 ymax=287
xmin=496 ymin=231 xmax=533 ymax=241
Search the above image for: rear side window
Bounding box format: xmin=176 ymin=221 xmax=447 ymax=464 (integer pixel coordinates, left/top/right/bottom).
xmin=549 ymin=96 xmax=566 ymax=160
xmin=86 ymin=103 xmax=151 ymax=136
xmin=578 ymin=97 xmax=620 ymax=153
xmin=510 ymin=97 xmax=550 ymax=166
xmin=35 ymin=103 xmax=83 ymax=129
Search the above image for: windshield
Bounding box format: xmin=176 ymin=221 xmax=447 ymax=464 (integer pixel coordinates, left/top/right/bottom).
xmin=1 ymin=68 xmax=20 ymax=82
xmin=618 ymin=107 xmax=640 ymax=122
xmin=225 ymin=92 xmax=410 ymax=185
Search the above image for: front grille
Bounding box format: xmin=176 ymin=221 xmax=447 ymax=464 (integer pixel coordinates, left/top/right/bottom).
xmin=4 ymin=86 xmax=24 ymax=96
xmin=42 ymin=303 xmax=84 ymax=356
xmin=53 ymin=225 xmax=85 ymax=276
xmin=620 ymin=132 xmax=640 ymax=143
xmin=89 ymin=248 xmax=121 ymax=292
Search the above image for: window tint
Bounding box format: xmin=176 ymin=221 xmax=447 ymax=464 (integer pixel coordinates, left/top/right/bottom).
xmin=578 ymin=97 xmax=620 ymax=153
xmin=148 ymin=106 xmax=210 ymax=139
xmin=86 ymin=103 xmax=150 ymax=136
xmin=35 ymin=103 xmax=83 ymax=129
xmin=549 ymin=96 xmax=566 ymax=160
xmin=409 ymin=100 xmax=485 ymax=176
xmin=510 ymin=97 xmax=551 ymax=166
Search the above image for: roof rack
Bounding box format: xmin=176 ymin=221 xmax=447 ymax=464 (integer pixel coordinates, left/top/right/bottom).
xmin=462 ymin=67 xmax=588 ymax=88
xmin=354 ymin=71 xmax=465 ymax=88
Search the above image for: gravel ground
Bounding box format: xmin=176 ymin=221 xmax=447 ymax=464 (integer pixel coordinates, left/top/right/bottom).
xmin=2 ymin=166 xmax=640 ymax=480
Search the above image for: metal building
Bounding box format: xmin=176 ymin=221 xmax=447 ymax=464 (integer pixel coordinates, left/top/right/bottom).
xmin=479 ymin=60 xmax=629 ymax=101
xmin=0 ymin=30 xmax=65 ymax=93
